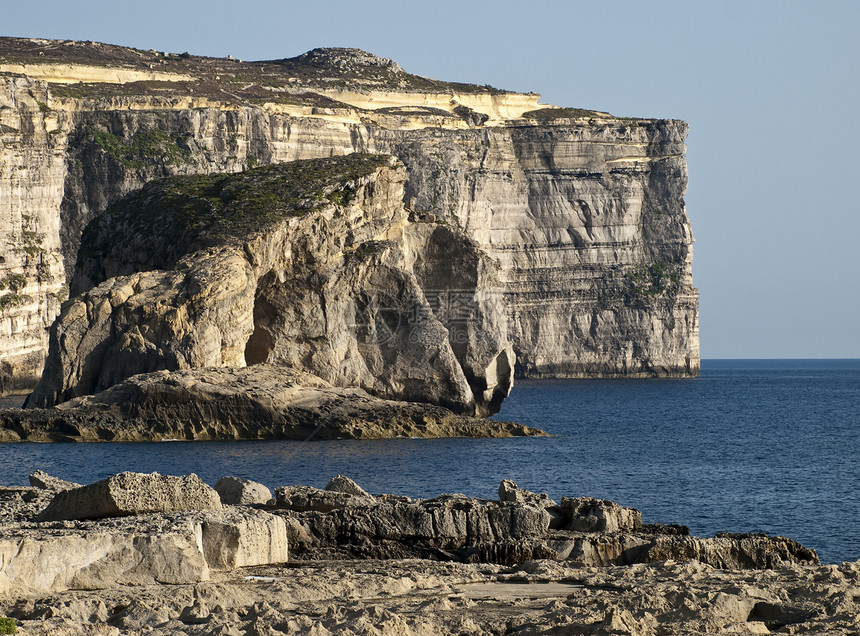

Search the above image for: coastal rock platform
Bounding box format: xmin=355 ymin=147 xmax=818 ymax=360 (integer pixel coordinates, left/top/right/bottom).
xmin=4 ymin=558 xmax=857 ymax=635
xmin=2 ymin=473 xmax=856 ymax=635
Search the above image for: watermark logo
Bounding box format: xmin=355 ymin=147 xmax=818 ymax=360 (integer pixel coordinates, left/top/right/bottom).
xmin=349 ymin=288 xmax=480 ymax=345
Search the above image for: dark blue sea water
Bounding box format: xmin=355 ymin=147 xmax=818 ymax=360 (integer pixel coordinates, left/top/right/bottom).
xmin=2 ymin=359 xmax=858 ymax=564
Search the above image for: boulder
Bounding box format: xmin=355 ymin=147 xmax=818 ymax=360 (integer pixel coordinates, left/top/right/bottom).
xmin=561 ymin=496 xmax=642 ymax=533
xmin=0 ymin=508 xmax=287 ymax=595
xmin=0 ymin=516 xmax=211 ymax=594
xmin=498 ymin=479 xmax=557 ymax=507
xmin=36 ymin=472 xmax=222 ymax=522
xmin=28 ymin=470 xmax=81 ymax=491
xmin=326 ymin=475 xmax=371 ymax=497
xmin=215 ymin=476 xmax=272 ymax=506
xmin=272 ymin=485 xmax=375 ymax=512
xmin=200 ymin=508 xmax=288 ymax=569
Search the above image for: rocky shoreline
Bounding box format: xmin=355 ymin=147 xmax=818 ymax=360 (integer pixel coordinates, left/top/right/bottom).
xmin=2 ymin=471 xmax=858 ymax=634
xmin=0 ymin=366 xmax=544 ymax=442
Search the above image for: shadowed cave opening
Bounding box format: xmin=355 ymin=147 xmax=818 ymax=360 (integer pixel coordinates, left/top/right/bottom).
xmin=244 ymin=290 xmax=277 ymax=366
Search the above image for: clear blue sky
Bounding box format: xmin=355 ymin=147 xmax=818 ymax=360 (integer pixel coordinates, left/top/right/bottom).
xmin=6 ymin=0 xmax=859 ymax=358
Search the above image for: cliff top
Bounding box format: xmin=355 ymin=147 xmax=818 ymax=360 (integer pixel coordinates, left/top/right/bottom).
xmin=0 ymin=36 xmax=649 ymax=122
xmin=0 ymin=37 xmax=515 ymax=99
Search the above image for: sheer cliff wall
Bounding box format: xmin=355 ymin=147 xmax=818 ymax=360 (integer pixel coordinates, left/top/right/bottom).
xmin=0 ymin=77 xmax=67 ymax=391
xmin=0 ymin=73 xmax=698 ymax=391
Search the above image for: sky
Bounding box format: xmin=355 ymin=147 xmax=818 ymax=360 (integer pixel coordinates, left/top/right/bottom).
xmin=5 ymin=0 xmax=859 ymax=358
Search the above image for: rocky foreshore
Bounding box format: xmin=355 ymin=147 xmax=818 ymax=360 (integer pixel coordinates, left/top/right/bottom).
xmin=2 ymin=471 xmax=858 ymax=634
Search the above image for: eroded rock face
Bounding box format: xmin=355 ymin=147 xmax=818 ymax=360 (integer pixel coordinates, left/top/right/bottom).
xmin=271 ymin=480 xmax=817 ymax=570
xmin=26 ymin=156 xmax=515 ymax=417
xmin=0 ymin=507 xmax=287 ymax=594
xmin=0 ymin=77 xmax=67 ymax=391
xmin=562 ymin=496 xmax=643 ymax=533
xmin=0 ymin=38 xmax=699 ymax=394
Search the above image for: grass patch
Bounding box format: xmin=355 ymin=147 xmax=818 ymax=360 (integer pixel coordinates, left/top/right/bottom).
xmin=347 ymin=240 xmax=388 ymax=263
xmin=78 ymin=153 xmax=393 ymax=270
xmin=0 ymin=293 xmax=31 ymax=314
xmin=0 ymin=274 xmax=26 ymax=293
xmin=81 ymin=125 xmax=192 ymax=168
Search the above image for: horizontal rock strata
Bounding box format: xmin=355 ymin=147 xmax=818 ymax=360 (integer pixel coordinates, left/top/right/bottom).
xmin=0 ymin=37 xmax=699 ymax=396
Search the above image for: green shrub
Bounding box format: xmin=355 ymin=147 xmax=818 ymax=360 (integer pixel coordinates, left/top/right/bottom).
xmin=521 ymin=107 xmax=608 ymax=121
xmin=82 ymin=126 xmax=192 ymax=168
xmin=0 ymin=617 xmax=16 ymax=634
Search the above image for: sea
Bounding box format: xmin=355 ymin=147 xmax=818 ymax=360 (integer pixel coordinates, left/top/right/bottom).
xmin=1 ymin=359 xmax=857 ymax=564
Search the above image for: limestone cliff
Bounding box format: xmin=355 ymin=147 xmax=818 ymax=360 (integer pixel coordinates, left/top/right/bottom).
xmin=0 ymin=37 xmax=699 ymax=398
xmin=27 ymin=155 xmax=514 ymax=417
xmin=0 ymin=76 xmax=67 ymax=391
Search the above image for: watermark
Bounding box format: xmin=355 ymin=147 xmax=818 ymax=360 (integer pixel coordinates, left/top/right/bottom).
xmin=348 ymin=288 xmax=485 ymax=345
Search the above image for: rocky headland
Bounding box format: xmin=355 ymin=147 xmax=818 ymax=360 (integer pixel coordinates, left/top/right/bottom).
xmin=2 ymin=472 xmax=858 ymax=635
xmin=1 ymin=37 xmax=699 ymax=399
xmin=0 ymin=152 xmax=546 ymax=440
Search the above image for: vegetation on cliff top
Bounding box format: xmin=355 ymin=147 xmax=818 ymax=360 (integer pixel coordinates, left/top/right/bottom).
xmin=522 ymin=107 xmax=611 ymax=120
xmin=77 ymin=154 xmax=393 ymax=273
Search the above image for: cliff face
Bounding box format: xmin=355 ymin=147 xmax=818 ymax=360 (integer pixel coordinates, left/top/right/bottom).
xmin=0 ymin=77 xmax=67 ymax=391
xmin=28 ymin=156 xmax=515 ymax=417
xmin=0 ymin=38 xmax=699 ymax=397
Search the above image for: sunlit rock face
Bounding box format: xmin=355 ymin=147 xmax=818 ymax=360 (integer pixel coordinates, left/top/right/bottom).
xmin=0 ymin=77 xmax=67 ymax=392
xmin=27 ymin=156 xmax=515 ymax=417
xmin=0 ymin=38 xmax=698 ymax=395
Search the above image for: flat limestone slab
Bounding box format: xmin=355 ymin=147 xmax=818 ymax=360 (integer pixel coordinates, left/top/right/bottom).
xmin=0 ymin=508 xmax=287 ymax=595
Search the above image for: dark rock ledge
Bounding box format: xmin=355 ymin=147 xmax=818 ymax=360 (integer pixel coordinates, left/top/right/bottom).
xmin=0 ymin=366 xmax=544 ymax=442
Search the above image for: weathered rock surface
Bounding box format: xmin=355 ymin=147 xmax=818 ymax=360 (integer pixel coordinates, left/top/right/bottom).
xmin=214 ymin=476 xmax=272 ymax=506
xmin=3 ymin=558 xmax=858 ymax=635
xmin=25 ymin=154 xmax=516 ymax=419
xmin=326 ymin=474 xmax=371 ymax=497
xmin=0 ymin=473 xmax=848 ymax=634
xmin=0 ymin=507 xmax=287 ymax=595
xmin=0 ymin=37 xmax=699 ymax=397
xmin=271 ymin=480 xmax=816 ymax=570
xmin=0 ymin=366 xmax=544 ymax=441
xmin=36 ymin=471 xmax=222 ymax=521
xmin=28 ymin=470 xmax=80 ymax=491
xmin=561 ymin=496 xmax=643 ymax=533
xmin=0 ymin=75 xmax=67 ymax=391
